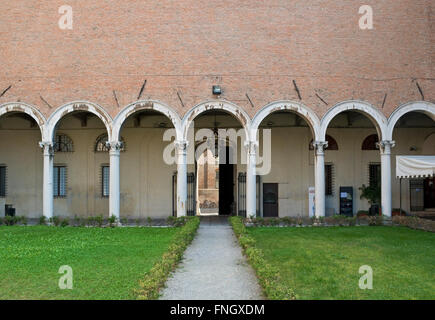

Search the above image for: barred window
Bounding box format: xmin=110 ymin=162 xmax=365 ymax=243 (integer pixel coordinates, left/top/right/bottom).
xmin=54 ymin=134 xmax=74 ymax=152
xmin=53 ymin=166 xmax=67 ymax=197
xmin=95 ymin=134 xmax=125 ymax=152
xmin=102 ymin=165 xmax=110 ymax=197
xmin=0 ymin=166 xmax=7 ymax=197
xmin=325 ymin=164 xmax=334 ymax=196
xmin=362 ymin=134 xmax=379 ymax=150
xmin=369 ymin=163 xmax=381 ymax=188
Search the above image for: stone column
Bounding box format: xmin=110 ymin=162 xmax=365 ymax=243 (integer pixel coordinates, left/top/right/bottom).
xmin=175 ymin=140 xmax=188 ymax=217
xmin=108 ymin=141 xmax=123 ymax=220
xmin=313 ymin=141 xmax=328 ymax=217
xmin=245 ymin=140 xmax=258 ymax=218
xmin=39 ymin=141 xmax=54 ymax=219
xmin=378 ymin=140 xmax=395 ymax=217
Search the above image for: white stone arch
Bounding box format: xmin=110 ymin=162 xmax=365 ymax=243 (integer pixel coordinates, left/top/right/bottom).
xmin=387 ymin=101 xmax=435 ymax=141
xmin=252 ymin=100 xmax=321 ymax=140
xmin=182 ymin=100 xmax=251 ymax=141
xmin=46 ymin=101 xmax=112 ymax=142
xmin=320 ymin=100 xmax=388 ymax=141
xmin=112 ymin=100 xmax=182 ymax=142
xmin=0 ymin=102 xmax=46 ymax=137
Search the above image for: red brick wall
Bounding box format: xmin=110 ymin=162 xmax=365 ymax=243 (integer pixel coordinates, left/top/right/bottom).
xmin=0 ymin=0 xmax=433 ymax=119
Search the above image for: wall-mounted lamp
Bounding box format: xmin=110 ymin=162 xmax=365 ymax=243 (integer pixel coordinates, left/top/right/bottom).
xmin=212 ymin=85 xmax=222 ymax=95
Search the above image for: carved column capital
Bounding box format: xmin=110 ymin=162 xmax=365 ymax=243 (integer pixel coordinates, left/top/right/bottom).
xmin=312 ymin=141 xmax=328 ymax=155
xmin=244 ymin=140 xmax=258 ymax=155
xmin=175 ymin=140 xmax=189 ymax=155
xmin=377 ymin=140 xmax=395 ymax=154
xmin=39 ymin=141 xmax=54 ymax=156
xmin=106 ymin=141 xmax=124 ymax=153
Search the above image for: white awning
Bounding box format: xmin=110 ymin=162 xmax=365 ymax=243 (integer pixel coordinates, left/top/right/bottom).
xmin=396 ymin=156 xmax=435 ymax=179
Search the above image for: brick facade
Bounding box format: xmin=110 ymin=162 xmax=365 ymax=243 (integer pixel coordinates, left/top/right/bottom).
xmin=1 ymin=0 xmax=433 ymax=119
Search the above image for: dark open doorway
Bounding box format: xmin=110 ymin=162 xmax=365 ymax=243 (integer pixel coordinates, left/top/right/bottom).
xmin=218 ymin=146 xmax=234 ymax=215
xmin=424 ymin=177 xmax=435 ymax=209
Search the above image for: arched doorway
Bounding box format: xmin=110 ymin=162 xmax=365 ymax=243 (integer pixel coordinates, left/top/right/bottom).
xmin=183 ymin=103 xmax=249 ymax=217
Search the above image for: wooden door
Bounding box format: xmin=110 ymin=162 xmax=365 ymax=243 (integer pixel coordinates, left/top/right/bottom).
xmin=263 ymin=183 xmax=278 ymax=217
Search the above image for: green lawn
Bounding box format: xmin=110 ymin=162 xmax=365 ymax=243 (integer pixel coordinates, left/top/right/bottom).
xmin=0 ymin=226 xmax=178 ymax=299
xmin=248 ymin=226 xmax=435 ymax=300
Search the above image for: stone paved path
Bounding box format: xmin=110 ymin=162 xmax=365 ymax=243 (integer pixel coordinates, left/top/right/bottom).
xmin=160 ymin=216 xmax=263 ymax=300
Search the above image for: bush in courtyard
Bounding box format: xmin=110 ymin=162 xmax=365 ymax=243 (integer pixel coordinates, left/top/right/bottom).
xmin=296 ymin=216 xmax=303 ymax=226
xmin=230 ymin=216 xmax=296 ymax=300
xmin=80 ymin=217 xmax=87 ymax=227
xmin=95 ymin=215 xmax=104 ymax=227
xmin=367 ymin=215 xmax=384 ymax=226
xmin=49 ymin=216 xmax=61 ymax=226
xmin=4 ymin=215 xmax=18 ymax=226
xmin=166 ymin=216 xmax=189 ymax=227
xmin=136 ymin=216 xmax=200 ymax=299
xmin=72 ymin=216 xmax=79 ymax=226
xmin=86 ymin=216 xmax=96 ymax=227
xmin=18 ymin=216 xmax=28 ymax=226
xmin=60 ymin=218 xmax=69 ymax=227
xmin=108 ymin=215 xmax=117 ymax=227
xmin=280 ymin=217 xmax=292 ymax=226
xmin=166 ymin=216 xmax=176 ymax=226
xmin=38 ymin=216 xmax=47 ymax=225
xmin=268 ymin=218 xmax=280 ymax=226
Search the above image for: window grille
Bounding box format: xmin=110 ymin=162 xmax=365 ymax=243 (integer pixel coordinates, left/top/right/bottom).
xmin=54 ymin=166 xmax=67 ymax=197
xmin=54 ymin=134 xmax=74 ymax=152
xmin=95 ymin=134 xmax=125 ymax=152
xmin=325 ymin=164 xmax=334 ymax=196
xmin=102 ymin=166 xmax=110 ymax=197
xmin=238 ymin=172 xmax=246 ymax=217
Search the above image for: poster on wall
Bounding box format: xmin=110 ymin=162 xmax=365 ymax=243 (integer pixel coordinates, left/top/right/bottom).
xmin=309 ymin=187 xmax=315 ymax=217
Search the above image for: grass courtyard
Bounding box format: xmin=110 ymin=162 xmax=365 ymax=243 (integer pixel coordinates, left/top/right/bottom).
xmin=0 ymin=226 xmax=178 ymax=299
xmin=248 ymin=226 xmax=435 ymax=300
